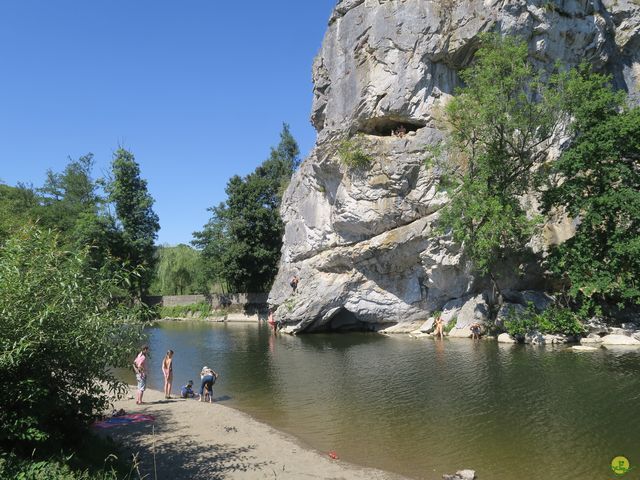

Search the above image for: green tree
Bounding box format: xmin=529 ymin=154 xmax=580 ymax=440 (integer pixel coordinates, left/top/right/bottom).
xmin=193 ymin=124 xmax=300 ymax=292
xmin=430 ymin=33 xmax=564 ymax=293
xmin=37 ymin=154 xmax=101 ymax=239
xmin=0 ymin=183 xmax=38 ymax=243
xmin=106 ymin=148 xmax=160 ymax=296
xmin=0 ymin=226 xmax=144 ymax=454
xmin=150 ymin=244 xmax=205 ymax=295
xmin=543 ymin=67 xmax=640 ymax=311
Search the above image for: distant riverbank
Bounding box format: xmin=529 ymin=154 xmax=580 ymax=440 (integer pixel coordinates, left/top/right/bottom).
xmin=105 ymin=387 xmax=407 ymax=480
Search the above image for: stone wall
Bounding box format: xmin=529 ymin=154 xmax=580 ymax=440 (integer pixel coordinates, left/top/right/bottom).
xmin=145 ymin=293 xmax=268 ymax=309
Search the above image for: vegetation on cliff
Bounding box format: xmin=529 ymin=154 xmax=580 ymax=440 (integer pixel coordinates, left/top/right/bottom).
xmin=430 ymin=33 xmax=640 ymax=324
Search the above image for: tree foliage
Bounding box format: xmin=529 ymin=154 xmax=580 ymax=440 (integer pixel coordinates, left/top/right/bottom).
xmin=0 ymin=226 xmax=144 ymax=454
xmin=106 ymin=148 xmax=160 ymax=296
xmin=150 ymin=244 xmax=205 ymax=295
xmin=193 ymin=124 xmax=300 ymax=292
xmin=543 ymin=67 xmax=640 ymax=309
xmin=431 ymin=33 xmax=564 ymax=283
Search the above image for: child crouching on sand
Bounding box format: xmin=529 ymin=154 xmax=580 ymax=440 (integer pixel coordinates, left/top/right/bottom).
xmin=180 ymin=380 xmax=196 ymax=399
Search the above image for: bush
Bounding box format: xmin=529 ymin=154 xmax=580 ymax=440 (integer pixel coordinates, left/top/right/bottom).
xmin=337 ymin=135 xmax=373 ymax=169
xmin=0 ymin=226 xmax=145 ymax=454
xmin=503 ymin=303 xmax=585 ymax=336
xmin=159 ymin=302 xmax=213 ymax=318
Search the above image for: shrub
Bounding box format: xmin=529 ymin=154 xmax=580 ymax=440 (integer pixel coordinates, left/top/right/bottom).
xmin=0 ymin=226 xmax=145 ymax=454
xmin=159 ymin=302 xmax=212 ymax=318
xmin=337 ymin=135 xmax=373 ymax=169
xmin=444 ymin=317 xmax=457 ymax=333
xmin=503 ymin=303 xmax=585 ymax=336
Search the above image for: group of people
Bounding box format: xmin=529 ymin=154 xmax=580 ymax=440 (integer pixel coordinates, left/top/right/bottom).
xmin=132 ymin=346 xmax=220 ymax=405
xmin=391 ymin=124 xmax=407 ymax=138
xmin=432 ymin=312 xmax=483 ymax=340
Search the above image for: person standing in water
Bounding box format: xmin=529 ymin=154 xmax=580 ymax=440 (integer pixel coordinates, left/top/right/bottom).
xmin=133 ymin=345 xmax=149 ymax=405
xmin=434 ymin=312 xmax=445 ymax=340
xmin=162 ymin=349 xmax=174 ymax=399
xmin=268 ymin=309 xmax=277 ymax=334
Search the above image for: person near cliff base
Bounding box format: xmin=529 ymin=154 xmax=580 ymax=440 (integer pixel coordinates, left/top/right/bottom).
xmin=470 ymin=322 xmax=482 ymax=340
xmin=133 ymin=345 xmax=149 ymax=405
xmin=268 ymin=309 xmax=277 ymax=334
xmin=199 ymin=365 xmax=219 ymax=403
xmin=434 ymin=312 xmax=445 ymax=340
xmin=290 ymin=275 xmax=299 ymax=294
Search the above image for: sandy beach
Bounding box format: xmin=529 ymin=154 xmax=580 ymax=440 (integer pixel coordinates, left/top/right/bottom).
xmin=102 ymin=387 xmax=409 ymax=480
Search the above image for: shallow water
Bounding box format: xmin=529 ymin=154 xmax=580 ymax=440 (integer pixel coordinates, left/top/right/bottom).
xmin=128 ymin=321 xmax=640 ymax=480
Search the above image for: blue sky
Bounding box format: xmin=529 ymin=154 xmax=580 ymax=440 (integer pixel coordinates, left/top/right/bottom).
xmin=0 ymin=1 xmax=336 ymax=245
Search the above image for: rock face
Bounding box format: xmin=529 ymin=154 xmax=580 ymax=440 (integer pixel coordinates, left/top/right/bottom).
xmin=269 ymin=0 xmax=640 ymax=333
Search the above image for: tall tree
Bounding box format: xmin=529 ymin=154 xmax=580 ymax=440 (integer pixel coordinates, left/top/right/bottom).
xmin=106 ymin=148 xmax=160 ymax=296
xmin=193 ymin=123 xmax=300 ymax=292
xmin=430 ymin=33 xmax=565 ymax=296
xmin=543 ymin=67 xmax=640 ymax=312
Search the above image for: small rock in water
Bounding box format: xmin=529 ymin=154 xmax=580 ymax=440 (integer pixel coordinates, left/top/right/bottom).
xmin=443 ymin=469 xmax=476 ymax=480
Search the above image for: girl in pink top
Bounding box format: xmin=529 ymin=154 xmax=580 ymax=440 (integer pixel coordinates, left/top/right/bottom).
xmin=133 ymin=345 xmax=149 ymax=405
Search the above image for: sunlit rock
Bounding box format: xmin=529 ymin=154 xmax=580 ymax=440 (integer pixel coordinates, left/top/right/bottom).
xmin=269 ymin=0 xmax=640 ymax=332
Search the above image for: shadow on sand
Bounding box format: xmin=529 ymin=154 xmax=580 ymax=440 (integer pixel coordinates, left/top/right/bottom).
xmin=104 ymin=415 xmax=272 ymax=479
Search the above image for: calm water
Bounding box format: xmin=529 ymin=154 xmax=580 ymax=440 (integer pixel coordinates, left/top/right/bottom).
xmin=131 ymin=321 xmax=640 ymax=480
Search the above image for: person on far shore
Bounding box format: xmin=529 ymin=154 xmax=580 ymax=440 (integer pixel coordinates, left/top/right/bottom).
xmin=200 ymin=365 xmax=219 ymax=403
xmin=268 ymin=309 xmax=277 ymax=334
xmin=434 ymin=312 xmax=444 ymax=340
xmin=470 ymin=322 xmax=482 ymax=340
xmin=290 ymin=275 xmax=299 ymax=294
xmin=162 ymin=349 xmax=174 ymax=399
xmin=133 ymin=345 xmax=149 ymax=405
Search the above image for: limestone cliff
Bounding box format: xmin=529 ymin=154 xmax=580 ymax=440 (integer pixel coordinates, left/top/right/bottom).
xmin=269 ymin=0 xmax=640 ymax=334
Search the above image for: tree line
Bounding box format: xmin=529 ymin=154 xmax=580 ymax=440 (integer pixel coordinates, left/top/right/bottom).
xmin=0 ymin=148 xmax=160 ymax=297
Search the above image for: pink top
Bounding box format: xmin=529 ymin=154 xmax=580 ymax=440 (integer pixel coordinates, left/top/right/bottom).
xmin=134 ymin=353 xmax=147 ymax=372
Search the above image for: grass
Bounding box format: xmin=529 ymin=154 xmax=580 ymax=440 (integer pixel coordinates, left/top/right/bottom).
xmin=444 ymin=317 xmax=457 ymax=334
xmin=158 ymin=302 xmax=247 ymax=319
xmin=337 ymin=134 xmax=373 ymax=170
xmin=0 ymin=434 xmax=137 ymax=480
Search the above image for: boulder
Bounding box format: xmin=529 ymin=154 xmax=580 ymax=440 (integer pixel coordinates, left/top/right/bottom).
xmin=601 ymin=335 xmax=640 ymax=346
xmin=580 ymin=335 xmax=603 ymax=345
xmin=497 ymin=333 xmax=517 ymax=344
xmin=584 ymin=317 xmax=609 ymax=335
xmin=443 ymin=294 xmax=489 ymax=338
xmin=443 ymin=470 xmax=476 ymax=480
xmin=572 ymin=346 xmax=599 ymax=352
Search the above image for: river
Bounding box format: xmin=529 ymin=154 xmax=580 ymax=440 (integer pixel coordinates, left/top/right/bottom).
xmin=129 ymin=320 xmax=640 ymax=480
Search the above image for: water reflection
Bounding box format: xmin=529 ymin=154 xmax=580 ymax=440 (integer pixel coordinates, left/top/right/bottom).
xmin=135 ymin=321 xmax=640 ymax=480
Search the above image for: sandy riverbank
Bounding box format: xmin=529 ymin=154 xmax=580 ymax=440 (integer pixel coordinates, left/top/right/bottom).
xmin=102 ymin=387 xmax=409 ymax=480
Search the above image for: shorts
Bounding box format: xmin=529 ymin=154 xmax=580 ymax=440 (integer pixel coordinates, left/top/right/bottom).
xmin=136 ymin=373 xmax=147 ymax=391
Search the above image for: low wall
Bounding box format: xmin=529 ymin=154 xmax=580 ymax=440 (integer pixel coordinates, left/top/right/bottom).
xmin=145 ymin=293 xmax=268 ymax=309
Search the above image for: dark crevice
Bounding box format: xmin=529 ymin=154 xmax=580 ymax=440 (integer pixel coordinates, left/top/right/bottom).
xmin=358 ymin=116 xmax=427 ymax=137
